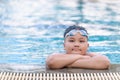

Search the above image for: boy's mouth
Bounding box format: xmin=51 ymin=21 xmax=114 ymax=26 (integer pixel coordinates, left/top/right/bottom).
xmin=71 ymin=48 xmax=82 ymax=54
xmin=72 ymin=48 xmax=81 ymax=51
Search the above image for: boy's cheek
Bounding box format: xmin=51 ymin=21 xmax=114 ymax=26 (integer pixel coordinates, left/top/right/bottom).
xmin=64 ymin=43 xmax=72 ymax=48
xmin=65 ymin=46 xmax=73 ymax=51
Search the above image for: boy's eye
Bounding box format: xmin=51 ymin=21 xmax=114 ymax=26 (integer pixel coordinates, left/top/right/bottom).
xmin=79 ymin=40 xmax=85 ymax=43
xmin=69 ymin=39 xmax=74 ymax=42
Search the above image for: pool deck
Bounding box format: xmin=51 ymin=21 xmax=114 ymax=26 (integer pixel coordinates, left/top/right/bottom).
xmin=0 ymin=64 xmax=120 ymax=73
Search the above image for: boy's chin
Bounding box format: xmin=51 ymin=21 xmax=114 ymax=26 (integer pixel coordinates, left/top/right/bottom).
xmin=72 ymin=52 xmax=81 ymax=54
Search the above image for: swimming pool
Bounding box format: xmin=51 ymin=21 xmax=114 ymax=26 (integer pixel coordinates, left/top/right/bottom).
xmin=0 ymin=0 xmax=120 ymax=71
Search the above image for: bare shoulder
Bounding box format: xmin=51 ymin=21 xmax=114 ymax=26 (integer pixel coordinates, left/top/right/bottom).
xmin=86 ymin=52 xmax=98 ymax=57
xmin=46 ymin=53 xmax=63 ymax=62
xmin=87 ymin=52 xmax=110 ymax=64
xmin=87 ymin=52 xmax=106 ymax=57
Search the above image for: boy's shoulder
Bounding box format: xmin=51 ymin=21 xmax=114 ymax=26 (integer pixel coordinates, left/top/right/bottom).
xmin=86 ymin=52 xmax=101 ymax=57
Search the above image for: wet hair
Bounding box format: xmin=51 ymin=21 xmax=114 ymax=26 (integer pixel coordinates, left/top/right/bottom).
xmin=64 ymin=25 xmax=88 ymax=38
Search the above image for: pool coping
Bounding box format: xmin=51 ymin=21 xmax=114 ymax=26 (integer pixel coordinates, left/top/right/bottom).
xmin=46 ymin=64 xmax=120 ymax=73
xmin=0 ymin=64 xmax=120 ymax=73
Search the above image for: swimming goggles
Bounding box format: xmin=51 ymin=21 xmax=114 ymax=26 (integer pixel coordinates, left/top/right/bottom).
xmin=65 ymin=29 xmax=88 ymax=38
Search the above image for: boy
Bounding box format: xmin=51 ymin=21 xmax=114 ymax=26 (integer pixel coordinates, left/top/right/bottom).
xmin=46 ymin=25 xmax=110 ymax=69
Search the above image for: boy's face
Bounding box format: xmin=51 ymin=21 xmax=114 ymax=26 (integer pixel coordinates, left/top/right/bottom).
xmin=64 ymin=32 xmax=89 ymax=55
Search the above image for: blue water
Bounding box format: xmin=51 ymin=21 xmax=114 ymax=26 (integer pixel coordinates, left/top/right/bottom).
xmin=0 ymin=0 xmax=120 ymax=68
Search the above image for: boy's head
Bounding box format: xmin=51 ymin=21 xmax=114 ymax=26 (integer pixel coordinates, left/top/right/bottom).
xmin=63 ymin=25 xmax=89 ymax=55
xmin=64 ymin=25 xmax=88 ymax=39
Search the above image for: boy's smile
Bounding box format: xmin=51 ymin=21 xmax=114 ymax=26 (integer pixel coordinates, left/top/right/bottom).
xmin=72 ymin=48 xmax=81 ymax=51
xmin=71 ymin=48 xmax=82 ymax=54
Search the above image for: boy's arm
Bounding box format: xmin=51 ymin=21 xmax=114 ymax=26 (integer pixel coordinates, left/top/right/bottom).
xmin=67 ymin=54 xmax=110 ymax=69
xmin=46 ymin=53 xmax=85 ymax=69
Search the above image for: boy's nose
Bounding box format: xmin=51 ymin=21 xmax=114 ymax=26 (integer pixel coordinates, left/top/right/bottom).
xmin=74 ymin=45 xmax=79 ymax=47
xmin=74 ymin=42 xmax=80 ymax=47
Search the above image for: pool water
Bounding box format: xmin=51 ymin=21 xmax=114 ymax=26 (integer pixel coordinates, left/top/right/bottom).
xmin=0 ymin=0 xmax=120 ymax=68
